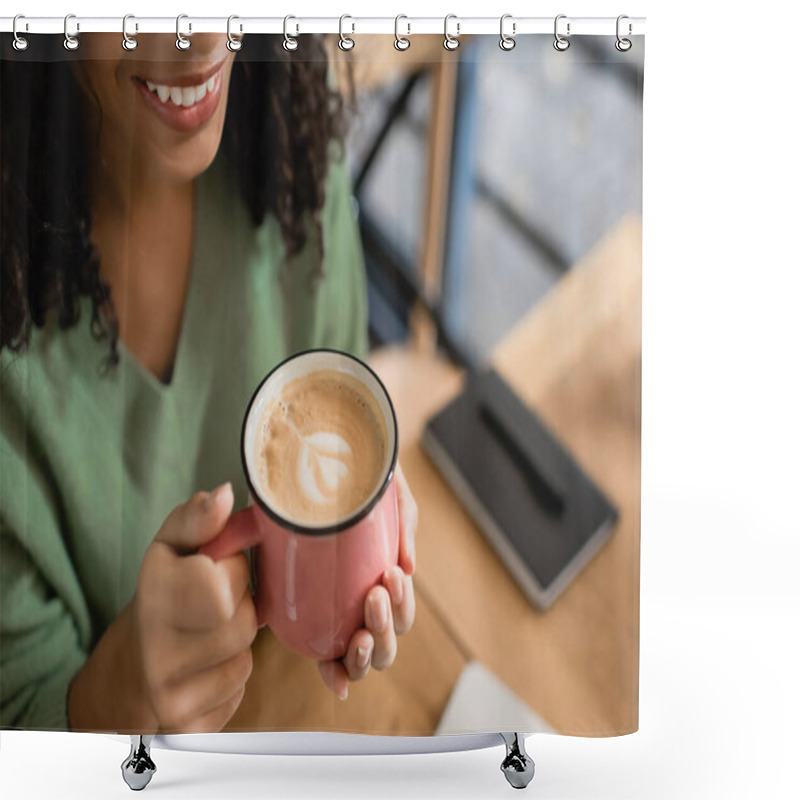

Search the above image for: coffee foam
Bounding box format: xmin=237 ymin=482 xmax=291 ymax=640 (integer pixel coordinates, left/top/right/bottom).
xmin=254 ymin=369 xmax=388 ymax=526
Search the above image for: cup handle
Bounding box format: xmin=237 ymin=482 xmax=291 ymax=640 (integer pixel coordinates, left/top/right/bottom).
xmin=197 ymin=506 xmax=261 ymax=562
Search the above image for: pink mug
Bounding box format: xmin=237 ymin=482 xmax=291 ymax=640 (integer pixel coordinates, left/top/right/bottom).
xmin=198 ymin=349 xmax=400 ymax=662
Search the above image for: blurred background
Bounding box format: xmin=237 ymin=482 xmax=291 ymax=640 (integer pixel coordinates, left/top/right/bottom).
xmin=339 ymin=35 xmax=644 ymax=365
xmin=234 ymin=35 xmax=645 ymax=737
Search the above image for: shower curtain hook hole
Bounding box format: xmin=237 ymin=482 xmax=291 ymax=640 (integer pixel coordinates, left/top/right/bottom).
xmin=444 ymin=14 xmax=460 ymax=51
xmin=122 ymin=14 xmax=138 ymax=51
xmin=176 ymin=14 xmax=191 ymax=50
xmin=227 ymin=15 xmax=243 ymax=51
xmin=339 ymin=14 xmax=355 ymax=51
xmin=12 ymin=15 xmax=29 ymax=51
xmin=64 ymin=14 xmax=80 ymax=51
xmin=615 ymin=15 xmax=633 ymax=52
xmin=553 ymin=14 xmax=570 ymax=51
xmin=283 ymin=15 xmax=299 ymax=51
xmin=500 ymin=14 xmax=516 ymax=51
xmin=394 ymin=15 xmax=411 ymax=51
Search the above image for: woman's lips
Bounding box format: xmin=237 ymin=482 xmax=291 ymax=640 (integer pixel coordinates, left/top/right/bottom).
xmin=132 ymin=66 xmax=224 ymax=133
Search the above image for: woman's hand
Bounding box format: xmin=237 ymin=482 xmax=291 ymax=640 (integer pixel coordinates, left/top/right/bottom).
xmin=132 ymin=483 xmax=258 ymax=732
xmin=317 ymin=464 xmax=418 ymax=699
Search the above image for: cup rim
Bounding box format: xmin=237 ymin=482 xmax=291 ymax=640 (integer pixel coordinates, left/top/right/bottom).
xmin=239 ymin=348 xmax=399 ymax=536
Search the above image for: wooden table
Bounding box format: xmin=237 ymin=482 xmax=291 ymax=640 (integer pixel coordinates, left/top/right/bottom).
xmin=226 ymin=214 xmax=642 ymax=736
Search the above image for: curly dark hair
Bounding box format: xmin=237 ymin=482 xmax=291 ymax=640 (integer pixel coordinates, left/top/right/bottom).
xmin=0 ymin=33 xmax=346 ymax=370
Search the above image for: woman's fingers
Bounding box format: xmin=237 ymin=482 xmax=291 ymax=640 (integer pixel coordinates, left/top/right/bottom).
xmin=152 ymin=549 xmax=250 ymax=632
xmin=317 ymin=660 xmax=349 ymax=700
xmin=156 ymin=483 xmax=234 ymax=552
xmin=169 ymin=591 xmax=258 ymax=681
xmin=383 ymin=566 xmax=415 ymax=636
xmin=181 ymin=684 xmax=247 ymax=734
xmin=317 ymin=571 xmax=412 ymax=696
xmin=396 ymin=465 xmax=418 ymax=575
xmin=156 ymin=648 xmax=253 ymax=732
xmin=316 ymin=465 xmax=418 ymax=697
xmin=364 ymin=585 xmax=397 ymax=670
xmin=342 ymin=629 xmax=375 ymax=683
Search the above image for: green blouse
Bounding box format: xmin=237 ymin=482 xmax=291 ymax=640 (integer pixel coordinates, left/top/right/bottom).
xmin=0 ymin=151 xmax=368 ymax=730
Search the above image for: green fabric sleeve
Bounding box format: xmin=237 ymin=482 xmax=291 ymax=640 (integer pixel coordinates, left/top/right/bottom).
xmin=1 ymin=528 xmax=88 ymax=730
xmin=0 ymin=381 xmax=91 ymax=732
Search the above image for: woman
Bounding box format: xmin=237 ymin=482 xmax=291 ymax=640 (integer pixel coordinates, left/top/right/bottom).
xmin=0 ymin=32 xmax=417 ymax=733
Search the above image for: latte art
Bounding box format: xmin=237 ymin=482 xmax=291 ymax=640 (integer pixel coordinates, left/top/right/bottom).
xmin=297 ymin=431 xmax=351 ymax=504
xmin=255 ymin=370 xmax=388 ymax=525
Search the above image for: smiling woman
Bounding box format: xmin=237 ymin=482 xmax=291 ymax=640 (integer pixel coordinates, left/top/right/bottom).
xmin=70 ymin=34 xmax=236 ymax=186
xmin=0 ymin=31 xmax=419 ymax=734
xmin=139 ymin=64 xmax=224 ymax=130
xmin=1 ymin=21 xmax=647 ymax=794
xmin=0 ymin=33 xmax=343 ymax=368
xmin=63 ymin=36 xmax=240 ymax=380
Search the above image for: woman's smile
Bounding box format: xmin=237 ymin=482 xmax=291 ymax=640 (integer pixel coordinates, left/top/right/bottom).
xmin=132 ymin=59 xmax=226 ymax=133
xmin=66 ymin=34 xmax=236 ymax=181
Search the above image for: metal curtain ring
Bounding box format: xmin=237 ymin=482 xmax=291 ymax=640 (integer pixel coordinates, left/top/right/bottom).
xmin=443 ymin=14 xmax=460 ymax=51
xmin=12 ymin=14 xmax=29 ymax=51
xmin=227 ymin=15 xmax=243 ymax=51
xmin=615 ymin=14 xmax=632 ymax=52
xmin=499 ymin=14 xmax=516 ymax=51
xmin=553 ymin=14 xmax=570 ymax=52
xmin=283 ymin=15 xmax=298 ymax=51
xmin=122 ymin=14 xmax=138 ymax=50
xmin=63 ymin=13 xmax=79 ymax=51
xmin=394 ymin=14 xmax=410 ymax=51
xmin=176 ymin=14 xmax=191 ymax=50
xmin=339 ymin=14 xmax=355 ymax=51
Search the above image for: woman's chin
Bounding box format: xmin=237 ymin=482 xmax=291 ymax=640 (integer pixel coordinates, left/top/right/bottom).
xmin=144 ymin=132 xmax=224 ymax=184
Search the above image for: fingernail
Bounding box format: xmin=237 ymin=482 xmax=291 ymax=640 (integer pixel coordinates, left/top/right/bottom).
xmin=370 ymin=593 xmax=388 ymax=632
xmin=338 ymin=685 xmax=349 ymax=701
xmin=204 ymin=482 xmax=231 ymax=512
xmin=356 ymin=644 xmax=372 ymax=669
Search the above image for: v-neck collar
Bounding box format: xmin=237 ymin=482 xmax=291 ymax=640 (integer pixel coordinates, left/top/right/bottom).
xmin=115 ymin=167 xmax=207 ymax=398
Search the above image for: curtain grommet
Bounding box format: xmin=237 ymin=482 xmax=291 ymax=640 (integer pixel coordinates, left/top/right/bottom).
xmin=443 ymin=14 xmax=460 ymax=51
xmin=394 ymin=14 xmax=411 ymax=51
xmin=283 ymin=15 xmax=299 ymax=51
xmin=499 ymin=14 xmax=516 ymax=51
xmin=338 ymin=14 xmax=355 ymax=51
xmin=63 ymin=13 xmax=80 ymax=51
xmin=176 ymin=13 xmax=191 ymax=51
xmin=12 ymin=14 xmax=29 ymax=51
xmin=227 ymin=15 xmax=243 ymax=52
xmin=553 ymin=14 xmax=570 ymax=51
xmin=615 ymin=15 xmax=632 ymax=52
xmin=122 ymin=14 xmax=138 ymax=51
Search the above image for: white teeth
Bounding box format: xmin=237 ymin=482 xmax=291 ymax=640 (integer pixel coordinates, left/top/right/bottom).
xmin=144 ymin=73 xmax=219 ymax=108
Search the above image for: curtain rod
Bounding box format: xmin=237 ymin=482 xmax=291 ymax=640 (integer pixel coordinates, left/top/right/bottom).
xmin=0 ymin=16 xmax=646 ymax=37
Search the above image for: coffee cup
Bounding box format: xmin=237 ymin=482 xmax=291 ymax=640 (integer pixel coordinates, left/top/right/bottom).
xmin=198 ymin=349 xmax=400 ymax=662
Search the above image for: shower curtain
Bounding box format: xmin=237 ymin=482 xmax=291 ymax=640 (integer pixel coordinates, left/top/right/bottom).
xmin=0 ymin=26 xmax=644 ymax=741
